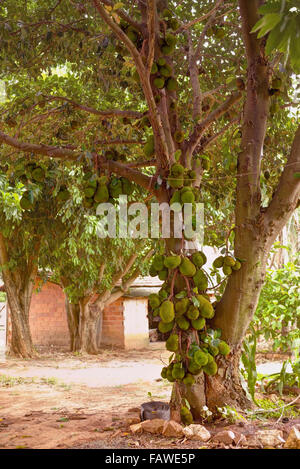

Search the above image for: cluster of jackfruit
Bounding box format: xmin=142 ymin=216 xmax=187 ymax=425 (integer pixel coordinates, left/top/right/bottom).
xmin=167 ymin=163 xmax=201 ymax=194
xmin=151 ymin=57 xmax=178 ymax=91
xmin=82 ymin=175 xmax=135 ymax=209
xmin=120 ymin=20 xmax=143 ymax=49
xmin=13 ymin=162 xmax=46 ymax=210
xmin=212 ymin=255 xmax=241 ymax=275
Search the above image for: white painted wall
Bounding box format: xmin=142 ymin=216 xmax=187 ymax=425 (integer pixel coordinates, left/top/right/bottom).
xmin=123 ymin=298 xmax=149 ymax=350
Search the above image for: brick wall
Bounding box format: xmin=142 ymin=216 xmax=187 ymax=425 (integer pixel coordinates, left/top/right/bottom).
xmin=101 ymin=298 xmax=124 ymax=347
xmin=29 ymin=280 xmax=69 ymax=347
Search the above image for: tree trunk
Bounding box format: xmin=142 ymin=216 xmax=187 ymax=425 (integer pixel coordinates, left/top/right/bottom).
xmin=65 ymin=296 xmax=80 ymax=352
xmin=6 ymin=280 xmax=35 ymax=358
xmin=78 ymin=299 xmax=100 ymax=354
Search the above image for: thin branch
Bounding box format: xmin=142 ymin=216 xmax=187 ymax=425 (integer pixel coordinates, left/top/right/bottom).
xmin=146 ymin=0 xmax=156 ymax=74
xmin=186 ymin=91 xmax=242 ymax=154
xmin=98 ymin=0 xmax=143 ymax=33
xmin=43 ymin=95 xmax=144 ymax=119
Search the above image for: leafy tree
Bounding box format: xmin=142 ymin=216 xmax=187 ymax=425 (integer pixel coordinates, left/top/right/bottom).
xmin=0 ymin=0 xmax=299 ymax=420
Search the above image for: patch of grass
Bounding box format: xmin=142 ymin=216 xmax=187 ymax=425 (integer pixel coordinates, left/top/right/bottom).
xmin=0 ymin=373 xmax=70 ymax=390
xmin=247 ymin=398 xmax=300 ymax=420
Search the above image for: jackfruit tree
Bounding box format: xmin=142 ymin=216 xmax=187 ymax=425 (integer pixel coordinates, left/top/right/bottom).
xmin=0 ymin=0 xmax=299 ymax=419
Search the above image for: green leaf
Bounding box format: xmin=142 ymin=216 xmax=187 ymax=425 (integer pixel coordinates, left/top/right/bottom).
xmin=251 ymin=13 xmax=282 ymax=37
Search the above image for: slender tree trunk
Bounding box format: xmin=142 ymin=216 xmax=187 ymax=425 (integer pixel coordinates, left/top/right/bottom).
xmin=65 ymin=296 xmax=80 ymax=352
xmin=5 ymin=278 xmax=35 ymax=358
xmin=78 ymin=298 xmax=100 ymax=354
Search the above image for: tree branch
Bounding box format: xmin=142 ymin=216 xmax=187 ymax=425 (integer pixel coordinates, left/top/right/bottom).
xmin=186 ymin=91 xmax=242 ymax=154
xmin=264 ymin=124 xmax=300 ymax=236
xmin=43 ymin=95 xmax=144 ymax=119
xmin=146 ymin=0 xmax=156 ymax=74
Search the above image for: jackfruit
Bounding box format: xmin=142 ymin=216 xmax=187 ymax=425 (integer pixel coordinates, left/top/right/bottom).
xmin=144 ymin=135 xmax=155 ymax=157
xmin=183 ymin=373 xmax=195 ymax=386
xmin=164 ymin=255 xmax=181 ymax=270
xmin=222 ymin=265 xmax=232 ymax=275
xmin=213 ymin=256 xmax=224 ymax=268
xmin=179 ymin=257 xmax=196 ymax=277
xmin=197 ymin=295 xmax=214 ymax=319
xmin=223 ymin=256 xmax=235 ymax=267
xmin=57 ymin=189 xmax=70 ymax=202
xmin=191 ymin=252 xmax=205 ymax=268
xmin=180 ymin=406 xmax=193 ymax=425
xmin=158 ymin=289 xmax=168 ymax=301
xmin=158 ymin=269 xmax=168 ymax=281
xmin=186 ymin=305 xmax=199 ymax=320
xmin=202 ymin=158 xmax=210 ymax=171
xmin=170 ymin=163 xmax=185 ymax=177
xmin=166 ymin=334 xmax=179 ymax=352
xmin=108 ymin=179 xmax=123 ymax=198
xmin=152 ymin=255 xmax=165 ymax=271
xmin=98 ymin=175 xmax=109 ymax=185
xmin=161 ymin=367 xmax=168 ymax=379
xmin=194 ymin=350 xmax=209 ymax=367
xmin=94 ymin=184 xmax=109 ymax=203
xmin=159 ymin=300 xmax=175 ymax=323
xmin=83 ymin=198 xmax=94 ymax=208
xmin=32 ymin=167 xmax=45 ymax=182
xmin=157 ymin=57 xmax=166 ymax=66
xmin=158 ymin=320 xmax=174 ymax=333
xmin=20 ymin=195 xmax=34 ymax=210
xmin=176 ymin=316 xmax=190 ymax=331
xmin=172 ymin=363 xmax=185 ymax=380
xmin=153 ymin=77 xmax=165 ymax=89
xmin=181 ymin=190 xmax=195 ymax=204
xmin=121 ymin=178 xmax=134 ymax=196
xmin=151 ymin=62 xmax=158 ymax=74
xmin=166 ymin=366 xmax=176 ymax=382
xmin=218 ymin=340 xmax=231 ymax=356
xmin=175 ymin=298 xmax=190 ymax=316
xmin=149 ymin=265 xmax=158 ymax=277
xmin=203 ymin=360 xmax=218 ymax=376
xmin=162 ymin=43 xmax=175 ymax=56
xmin=167 ymin=176 xmax=184 ymax=188
xmin=170 ymin=190 xmax=182 ymax=206
xmin=165 ymin=33 xmax=177 ymax=47
xmin=174 ymin=130 xmax=184 ymax=143
xmin=168 ymin=18 xmax=180 ymax=31
xmin=148 ymin=294 xmax=161 ymax=310
xmin=232 ymin=260 xmax=241 ymax=271
xmin=191 ymin=317 xmax=205 ymax=330
xmin=84 ymin=186 xmax=97 ymax=198
xmin=159 ymin=64 xmax=172 ymax=77
xmin=166 ymin=77 xmax=178 ymax=91
xmin=209 ymin=345 xmax=219 ymax=357
xmin=193 ymin=270 xmax=208 ymax=291
xmin=188 ymin=360 xmax=201 ymax=375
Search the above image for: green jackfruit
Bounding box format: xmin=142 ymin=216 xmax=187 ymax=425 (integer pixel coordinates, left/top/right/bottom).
xmin=186 ymin=305 xmax=199 ymax=320
xmin=191 ymin=317 xmax=205 ymax=330
xmin=144 ymin=135 xmax=155 ymax=157
xmin=149 ymin=265 xmax=158 ymax=277
xmin=166 ymin=367 xmax=176 ymax=382
xmin=213 ymin=256 xmax=224 ymax=268
xmin=94 ymin=184 xmax=109 ymax=203
xmin=164 ymin=255 xmax=181 ymax=270
xmin=83 ymin=198 xmax=94 ymax=208
xmin=193 ymin=270 xmax=208 ymax=291
xmin=174 ymin=130 xmax=184 ymax=143
xmin=170 ymin=163 xmax=185 ymax=177
xmin=180 ymin=406 xmax=193 ymax=425
xmin=222 ymin=265 xmax=232 ymax=275
xmin=158 ymin=320 xmax=174 ymax=333
xmin=197 ymin=295 xmax=214 ymax=319
xmin=176 ymin=316 xmax=190 ymax=331
xmin=161 ymin=367 xmax=168 ymax=379
xmin=151 ymin=62 xmax=158 ymax=74
xmin=57 ymin=189 xmax=70 ymax=202
xmin=179 ymin=257 xmax=196 ymax=277
xmin=157 ymin=57 xmax=166 ymax=66
xmin=162 ymin=43 xmax=175 ymax=56
xmin=172 ymin=363 xmax=185 ymax=380
xmin=188 ymin=360 xmax=202 ymax=375
xmin=168 ymin=18 xmax=180 ymax=31
xmin=152 ymin=255 xmax=164 ymax=271
xmin=158 ymin=269 xmax=168 ymax=281
xmin=109 ymin=179 xmax=123 ymax=198
xmin=218 ymin=340 xmax=231 ymax=356
xmin=209 ymin=345 xmax=219 ymax=357
xmin=166 ymin=77 xmax=178 ymax=92
xmin=84 ymin=186 xmax=97 ymax=198
xmin=181 ymin=190 xmax=195 ymax=204
xmin=148 ymin=294 xmax=161 ymax=310
xmin=166 ymin=334 xmax=179 ymax=352
xmin=121 ymin=178 xmax=134 ymax=195
xmin=159 ymin=65 xmax=172 ymax=77
xmin=165 ymin=33 xmax=177 ymax=47
xmin=158 ymin=289 xmax=168 ymax=301
xmin=153 ymin=77 xmax=165 ymax=89
xmin=20 ymin=195 xmax=34 ymax=210
xmin=170 ymin=190 xmax=182 ymax=207
xmin=194 ymin=350 xmax=209 ymax=367
xmin=223 ymin=256 xmax=235 ymax=267
xmin=168 ymin=176 xmax=184 ymax=188
xmin=32 ymin=167 xmax=45 ymax=182
xmin=191 ymin=252 xmax=205 ymax=268
xmin=183 ymin=373 xmax=195 ymax=386
xmin=203 ymin=360 xmax=218 ymax=376
xmin=159 ymin=300 xmax=175 ymax=323
xmin=232 ymin=260 xmax=241 ymax=271
xmin=175 ymin=298 xmax=190 ymax=316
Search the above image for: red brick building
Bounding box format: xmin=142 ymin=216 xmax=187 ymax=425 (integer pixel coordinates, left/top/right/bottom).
xmin=3 ymin=277 xmax=161 ymax=351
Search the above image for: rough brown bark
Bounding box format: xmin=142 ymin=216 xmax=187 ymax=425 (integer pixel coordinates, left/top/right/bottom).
xmin=78 ymin=299 xmax=100 ymax=355
xmin=65 ymin=296 xmax=80 ymax=352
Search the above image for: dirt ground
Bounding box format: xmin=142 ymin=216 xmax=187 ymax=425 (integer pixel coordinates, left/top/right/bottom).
xmin=0 ymin=344 xmax=298 ymax=449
